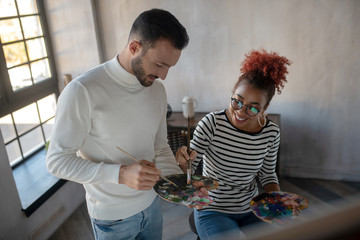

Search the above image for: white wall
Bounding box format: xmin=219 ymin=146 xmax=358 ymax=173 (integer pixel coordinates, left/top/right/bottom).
xmin=45 ymin=0 xmax=101 ymax=91
xmin=96 ymin=0 xmax=360 ymax=181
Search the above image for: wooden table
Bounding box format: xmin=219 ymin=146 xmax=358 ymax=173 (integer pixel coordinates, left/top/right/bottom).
xmin=167 ymin=112 xmax=206 ymax=132
xmin=166 ymin=112 xmax=206 ymax=154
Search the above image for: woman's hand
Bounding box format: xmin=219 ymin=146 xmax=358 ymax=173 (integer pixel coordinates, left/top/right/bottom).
xmin=280 ymin=194 xmax=301 ymax=216
xmin=187 ymin=180 xmax=209 ymax=210
xmin=175 ymin=146 xmax=208 ymax=209
xmin=175 ymin=146 xmax=197 ymax=173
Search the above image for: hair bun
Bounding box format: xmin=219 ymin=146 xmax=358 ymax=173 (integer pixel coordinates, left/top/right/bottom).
xmin=240 ymin=49 xmax=291 ymax=94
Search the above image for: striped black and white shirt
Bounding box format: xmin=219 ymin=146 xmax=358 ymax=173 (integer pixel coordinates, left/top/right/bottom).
xmin=191 ymin=110 xmax=280 ymax=214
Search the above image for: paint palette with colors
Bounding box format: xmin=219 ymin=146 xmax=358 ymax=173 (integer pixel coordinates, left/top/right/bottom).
xmin=250 ymin=191 xmax=309 ymax=224
xmin=154 ymin=174 xmax=218 ymax=206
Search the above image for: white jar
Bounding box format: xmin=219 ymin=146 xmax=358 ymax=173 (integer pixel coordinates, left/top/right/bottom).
xmin=182 ymin=96 xmax=198 ymax=118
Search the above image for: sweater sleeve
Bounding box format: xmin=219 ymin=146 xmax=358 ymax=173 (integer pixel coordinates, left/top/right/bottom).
xmin=190 ymin=112 xmax=216 ymax=172
xmin=258 ymin=128 xmax=280 ymax=186
xmin=46 ymin=81 xmax=120 ymax=184
xmin=153 ymin=92 xmax=182 ymax=176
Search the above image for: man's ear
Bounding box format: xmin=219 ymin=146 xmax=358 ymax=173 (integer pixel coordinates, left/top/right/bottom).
xmin=129 ymin=40 xmax=142 ymax=55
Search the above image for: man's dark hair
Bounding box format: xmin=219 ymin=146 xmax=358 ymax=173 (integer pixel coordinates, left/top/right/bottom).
xmin=129 ymin=9 xmax=189 ymax=50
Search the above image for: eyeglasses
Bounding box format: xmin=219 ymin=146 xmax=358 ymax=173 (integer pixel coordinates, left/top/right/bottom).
xmin=230 ymin=98 xmax=261 ymax=117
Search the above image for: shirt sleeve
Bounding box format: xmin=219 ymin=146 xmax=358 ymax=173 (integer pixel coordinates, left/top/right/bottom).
xmin=46 ymin=80 xmax=120 ymax=184
xmin=190 ymin=112 xmax=216 ymax=172
xmin=258 ymin=129 xmax=280 ymax=187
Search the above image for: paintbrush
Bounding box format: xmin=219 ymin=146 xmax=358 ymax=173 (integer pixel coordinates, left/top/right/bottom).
xmin=116 ymin=146 xmax=178 ymax=188
xmin=186 ymin=117 xmax=192 ymax=185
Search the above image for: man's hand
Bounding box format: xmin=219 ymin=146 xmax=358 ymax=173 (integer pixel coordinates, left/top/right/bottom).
xmin=118 ymin=160 xmax=161 ymax=190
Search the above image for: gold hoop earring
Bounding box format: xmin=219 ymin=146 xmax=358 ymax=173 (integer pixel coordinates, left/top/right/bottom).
xmin=258 ymin=114 xmax=267 ymax=127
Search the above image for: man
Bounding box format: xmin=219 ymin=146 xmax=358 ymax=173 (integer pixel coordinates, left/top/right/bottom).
xmin=47 ymin=9 xmax=190 ymax=240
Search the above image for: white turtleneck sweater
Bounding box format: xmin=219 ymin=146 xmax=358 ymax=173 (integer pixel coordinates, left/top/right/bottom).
xmin=46 ymin=56 xmax=182 ymax=220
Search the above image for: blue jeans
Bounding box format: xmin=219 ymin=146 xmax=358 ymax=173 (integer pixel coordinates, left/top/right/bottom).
xmin=91 ymin=197 xmax=163 ymax=240
xmin=194 ymin=209 xmax=262 ymax=240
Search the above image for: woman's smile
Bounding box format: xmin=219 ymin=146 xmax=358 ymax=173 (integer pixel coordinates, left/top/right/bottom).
xmin=234 ymin=113 xmax=248 ymax=123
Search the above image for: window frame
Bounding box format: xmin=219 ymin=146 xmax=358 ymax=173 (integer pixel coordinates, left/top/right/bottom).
xmin=0 ymin=0 xmax=59 ymax=168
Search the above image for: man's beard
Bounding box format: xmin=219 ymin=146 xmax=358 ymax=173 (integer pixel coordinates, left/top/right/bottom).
xmin=131 ymin=56 xmax=153 ymax=87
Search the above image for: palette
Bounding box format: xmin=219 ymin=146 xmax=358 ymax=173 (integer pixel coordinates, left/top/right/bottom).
xmin=250 ymin=191 xmax=309 ymax=225
xmin=154 ymin=174 xmax=218 ymax=206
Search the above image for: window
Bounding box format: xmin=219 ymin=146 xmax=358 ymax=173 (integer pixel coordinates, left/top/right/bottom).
xmin=0 ymin=94 xmax=56 ymax=167
xmin=0 ymin=0 xmax=58 ymax=168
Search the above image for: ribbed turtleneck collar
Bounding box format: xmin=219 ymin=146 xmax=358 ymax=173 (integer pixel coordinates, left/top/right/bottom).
xmin=105 ymin=55 xmax=144 ymax=92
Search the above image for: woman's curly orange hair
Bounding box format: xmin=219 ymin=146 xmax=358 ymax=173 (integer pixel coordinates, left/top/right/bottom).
xmin=240 ymin=49 xmax=291 ymax=94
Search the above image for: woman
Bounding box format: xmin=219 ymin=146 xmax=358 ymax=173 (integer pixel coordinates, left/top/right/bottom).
xmin=176 ymin=49 xmax=292 ymax=239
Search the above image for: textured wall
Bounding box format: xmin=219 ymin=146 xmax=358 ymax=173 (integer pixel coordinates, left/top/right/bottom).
xmin=45 ymin=0 xmax=101 ymax=91
xmin=97 ymin=0 xmax=360 ymax=181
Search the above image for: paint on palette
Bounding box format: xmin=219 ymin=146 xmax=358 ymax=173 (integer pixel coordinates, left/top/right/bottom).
xmin=154 ymin=174 xmax=218 ymax=206
xmin=250 ymin=191 xmax=309 ymax=225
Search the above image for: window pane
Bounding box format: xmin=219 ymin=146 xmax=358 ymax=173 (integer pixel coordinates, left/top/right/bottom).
xmin=26 ymin=37 xmax=46 ymax=61
xmin=8 ymin=64 xmax=32 ymax=91
xmin=21 ymin=15 xmax=42 ymax=39
xmin=31 ymin=58 xmax=51 ymax=83
xmin=3 ymin=42 xmax=28 ymax=68
xmin=43 ymin=119 xmax=54 ymax=141
xmin=17 ymin=0 xmax=38 ymax=15
xmin=37 ymin=94 xmax=56 ymax=122
xmin=0 ymin=114 xmax=16 ymax=143
xmin=13 ymin=103 xmax=40 ymax=135
xmin=6 ymin=140 xmax=22 ymax=166
xmin=0 ymin=0 xmax=17 ymax=18
xmin=19 ymin=126 xmax=43 ymax=157
xmin=0 ymin=18 xmax=23 ymax=43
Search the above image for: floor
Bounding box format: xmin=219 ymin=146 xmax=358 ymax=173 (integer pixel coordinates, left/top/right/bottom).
xmin=48 ymin=177 xmax=360 ymax=240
